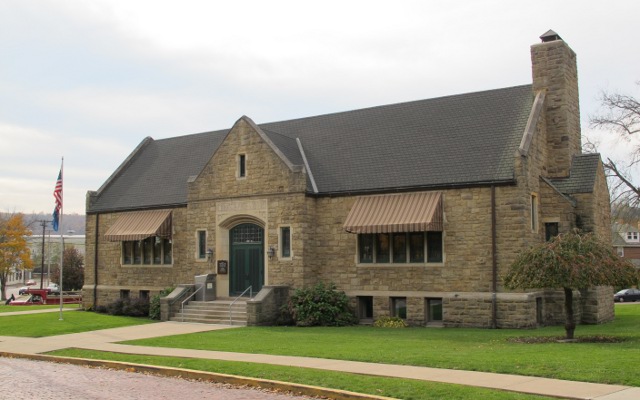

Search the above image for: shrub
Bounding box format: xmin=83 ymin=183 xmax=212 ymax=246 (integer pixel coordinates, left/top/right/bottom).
xmin=123 ymin=297 xmax=150 ymax=317
xmin=374 ymin=316 xmax=408 ymax=328
xmin=283 ymin=282 xmax=357 ymax=327
xmin=106 ymin=298 xmax=125 ymax=315
xmin=99 ymin=297 xmax=150 ymax=317
xmin=149 ymin=287 xmax=174 ymax=320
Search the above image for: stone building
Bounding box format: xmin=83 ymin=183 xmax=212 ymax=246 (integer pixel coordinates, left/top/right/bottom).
xmin=84 ymin=31 xmax=613 ymax=328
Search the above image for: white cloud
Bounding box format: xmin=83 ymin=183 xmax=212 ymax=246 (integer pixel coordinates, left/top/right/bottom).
xmin=1 ymin=0 xmax=640 ymax=213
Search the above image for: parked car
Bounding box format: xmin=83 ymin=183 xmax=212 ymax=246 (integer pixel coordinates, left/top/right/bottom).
xmin=47 ymin=283 xmax=60 ymax=294
xmin=614 ymin=288 xmax=640 ymax=303
xmin=26 ymin=279 xmax=36 ymax=286
xmin=18 ymin=286 xmax=30 ymax=295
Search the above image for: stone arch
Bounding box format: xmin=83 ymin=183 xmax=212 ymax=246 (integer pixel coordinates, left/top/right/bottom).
xmin=219 ymin=214 xmax=265 ymax=230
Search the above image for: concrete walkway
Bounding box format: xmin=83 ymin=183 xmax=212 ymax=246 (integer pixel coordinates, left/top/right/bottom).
xmin=0 ymin=309 xmax=638 ymax=400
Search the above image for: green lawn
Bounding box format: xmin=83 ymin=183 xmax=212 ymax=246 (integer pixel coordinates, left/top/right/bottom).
xmin=0 ymin=310 xmax=154 ymax=337
xmin=120 ymin=305 xmax=640 ymax=387
xmin=0 ymin=304 xmax=65 ymax=313
xmin=4 ymin=305 xmax=637 ymax=400
xmin=49 ymin=349 xmax=549 ymax=400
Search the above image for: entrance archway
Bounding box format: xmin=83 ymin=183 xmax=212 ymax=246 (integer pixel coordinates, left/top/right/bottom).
xmin=229 ymin=223 xmax=264 ymax=296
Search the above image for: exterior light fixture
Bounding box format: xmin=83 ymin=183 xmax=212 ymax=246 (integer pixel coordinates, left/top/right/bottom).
xmin=267 ymin=246 xmax=276 ymax=260
xmin=206 ymin=248 xmax=214 ymax=262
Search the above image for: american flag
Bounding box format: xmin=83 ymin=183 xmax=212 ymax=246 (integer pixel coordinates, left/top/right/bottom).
xmin=52 ymin=168 xmax=62 ymax=231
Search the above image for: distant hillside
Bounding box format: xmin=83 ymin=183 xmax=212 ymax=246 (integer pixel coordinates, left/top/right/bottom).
xmin=12 ymin=212 xmax=86 ymax=235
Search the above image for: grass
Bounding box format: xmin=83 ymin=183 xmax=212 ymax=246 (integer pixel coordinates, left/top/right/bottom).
xmin=48 ymin=348 xmax=549 ymax=400
xmin=4 ymin=305 xmax=638 ymax=399
xmin=0 ymin=304 xmax=66 ymax=313
xmin=0 ymin=310 xmax=154 ymax=337
xmin=119 ymin=305 xmax=640 ymax=387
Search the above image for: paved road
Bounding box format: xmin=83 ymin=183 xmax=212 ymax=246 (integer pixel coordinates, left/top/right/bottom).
xmin=0 ymin=358 xmax=315 ymax=400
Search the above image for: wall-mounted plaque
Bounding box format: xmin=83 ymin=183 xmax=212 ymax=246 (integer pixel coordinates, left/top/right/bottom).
xmin=217 ymin=260 xmax=228 ymax=274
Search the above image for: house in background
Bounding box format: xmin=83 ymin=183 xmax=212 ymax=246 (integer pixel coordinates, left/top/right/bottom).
xmin=84 ymin=31 xmax=612 ymax=328
xmin=612 ymin=223 xmax=640 ymax=266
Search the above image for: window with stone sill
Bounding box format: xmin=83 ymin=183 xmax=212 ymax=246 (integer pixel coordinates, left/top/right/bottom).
xmin=358 ymin=232 xmax=442 ymax=264
xmin=238 ymin=154 xmax=246 ymax=178
xmin=197 ymin=230 xmax=207 ymax=259
xmin=122 ymin=236 xmax=172 ymax=265
xmin=280 ymin=226 xmax=291 ymax=258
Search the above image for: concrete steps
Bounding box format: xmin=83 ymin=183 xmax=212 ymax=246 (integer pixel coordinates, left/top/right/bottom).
xmin=170 ymin=299 xmax=247 ymax=325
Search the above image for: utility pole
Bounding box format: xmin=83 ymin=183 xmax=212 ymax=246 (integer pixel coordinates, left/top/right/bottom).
xmin=37 ymin=220 xmax=51 ymax=289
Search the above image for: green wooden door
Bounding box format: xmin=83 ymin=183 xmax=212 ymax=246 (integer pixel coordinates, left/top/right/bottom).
xmin=229 ymin=224 xmax=264 ymax=296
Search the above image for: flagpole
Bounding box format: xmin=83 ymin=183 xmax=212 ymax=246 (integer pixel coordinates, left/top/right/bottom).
xmin=58 ymin=157 xmax=64 ymax=320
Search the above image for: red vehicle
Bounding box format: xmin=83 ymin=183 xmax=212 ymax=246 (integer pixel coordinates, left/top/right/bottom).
xmin=8 ymin=289 xmax=82 ymax=306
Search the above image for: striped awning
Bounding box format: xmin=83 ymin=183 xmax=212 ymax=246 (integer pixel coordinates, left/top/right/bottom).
xmin=343 ymin=192 xmax=442 ymax=234
xmin=104 ymin=210 xmax=172 ymax=242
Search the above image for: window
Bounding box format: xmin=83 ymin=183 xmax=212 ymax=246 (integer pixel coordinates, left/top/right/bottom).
xmin=122 ymin=236 xmax=172 ymax=265
xmin=376 ymin=233 xmax=390 ymax=263
xmin=163 ymin=238 xmax=173 ymax=264
xmin=139 ymin=290 xmax=149 ymax=300
xmin=358 ymin=232 xmax=442 ymax=264
xmin=617 ymin=247 xmax=624 ymax=257
xmin=626 ymin=232 xmax=639 ymax=242
xmin=238 ymin=154 xmax=246 ymax=178
xmin=531 ymin=194 xmax=538 ymax=232
xmin=426 ymin=232 xmax=443 ymax=263
xmin=545 ymin=222 xmax=559 ymax=242
xmin=359 ymin=234 xmax=374 ymax=263
xmin=536 ymin=297 xmax=543 ymax=326
xmin=120 ymin=289 xmax=130 ymax=299
xmin=391 ymin=297 xmax=407 ymax=319
xmin=197 ymin=230 xmax=207 ymax=259
xmin=280 ymin=227 xmax=291 ymax=258
xmin=392 ymin=234 xmax=407 ymax=263
xmin=426 ymin=298 xmax=443 ymax=323
xmin=358 ymin=296 xmax=373 ymax=320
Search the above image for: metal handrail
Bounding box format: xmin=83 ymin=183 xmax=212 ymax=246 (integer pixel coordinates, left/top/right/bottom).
xmin=229 ymin=286 xmax=252 ymax=325
xmin=181 ymin=285 xmax=204 ymax=322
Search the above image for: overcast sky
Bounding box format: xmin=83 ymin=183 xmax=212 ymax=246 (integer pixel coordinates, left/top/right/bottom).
xmin=1 ymin=0 xmax=639 ymax=215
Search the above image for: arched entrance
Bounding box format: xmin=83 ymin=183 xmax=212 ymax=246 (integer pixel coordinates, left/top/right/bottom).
xmin=229 ymin=223 xmax=264 ymax=296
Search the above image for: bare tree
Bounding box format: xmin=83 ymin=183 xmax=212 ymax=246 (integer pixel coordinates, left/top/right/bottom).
xmin=590 ymin=82 xmax=640 ymax=213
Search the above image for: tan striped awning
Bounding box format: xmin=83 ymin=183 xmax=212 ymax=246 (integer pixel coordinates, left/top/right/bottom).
xmin=343 ymin=192 xmax=442 ymax=234
xmin=104 ymin=210 xmax=172 ymax=242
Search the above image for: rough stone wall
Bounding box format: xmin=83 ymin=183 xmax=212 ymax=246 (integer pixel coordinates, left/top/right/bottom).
xmin=186 ymin=117 xmax=311 ymax=297
xmin=573 ymin=160 xmax=612 ymax=240
xmin=246 ymin=285 xmax=290 ymax=325
xmin=539 ymin=180 xmax=576 ymax=236
xmin=531 ymin=38 xmax=581 ymax=178
xmin=580 ymin=286 xmax=614 ymax=324
xmin=83 ymin=207 xmax=191 ymax=308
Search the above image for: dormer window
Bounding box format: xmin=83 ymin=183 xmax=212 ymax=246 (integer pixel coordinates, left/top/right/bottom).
xmin=626 ymin=232 xmax=639 ymax=242
xmin=238 ymin=154 xmax=246 ymax=178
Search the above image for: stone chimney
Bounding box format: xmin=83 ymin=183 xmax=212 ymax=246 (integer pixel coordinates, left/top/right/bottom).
xmin=531 ymin=30 xmax=581 ymax=178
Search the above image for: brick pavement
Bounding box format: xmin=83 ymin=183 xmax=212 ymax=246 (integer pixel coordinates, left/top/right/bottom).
xmin=0 ymin=357 xmax=315 ymax=400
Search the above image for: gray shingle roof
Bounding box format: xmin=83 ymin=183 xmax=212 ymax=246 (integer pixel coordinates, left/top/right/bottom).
xmin=89 ymin=131 xmax=226 ymax=212
xmin=549 ymin=154 xmax=601 ymax=194
xmin=88 ymin=85 xmax=534 ymax=213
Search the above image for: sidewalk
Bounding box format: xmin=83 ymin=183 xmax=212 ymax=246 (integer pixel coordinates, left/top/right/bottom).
xmin=0 ymin=309 xmax=638 ymax=400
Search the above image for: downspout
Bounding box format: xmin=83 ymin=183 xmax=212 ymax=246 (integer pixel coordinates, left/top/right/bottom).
xmin=93 ymin=213 xmax=99 ymax=308
xmin=491 ymin=185 xmax=498 ymax=329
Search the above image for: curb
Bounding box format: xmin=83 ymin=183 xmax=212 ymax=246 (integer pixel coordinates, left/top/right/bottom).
xmin=0 ymin=352 xmax=395 ymax=400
